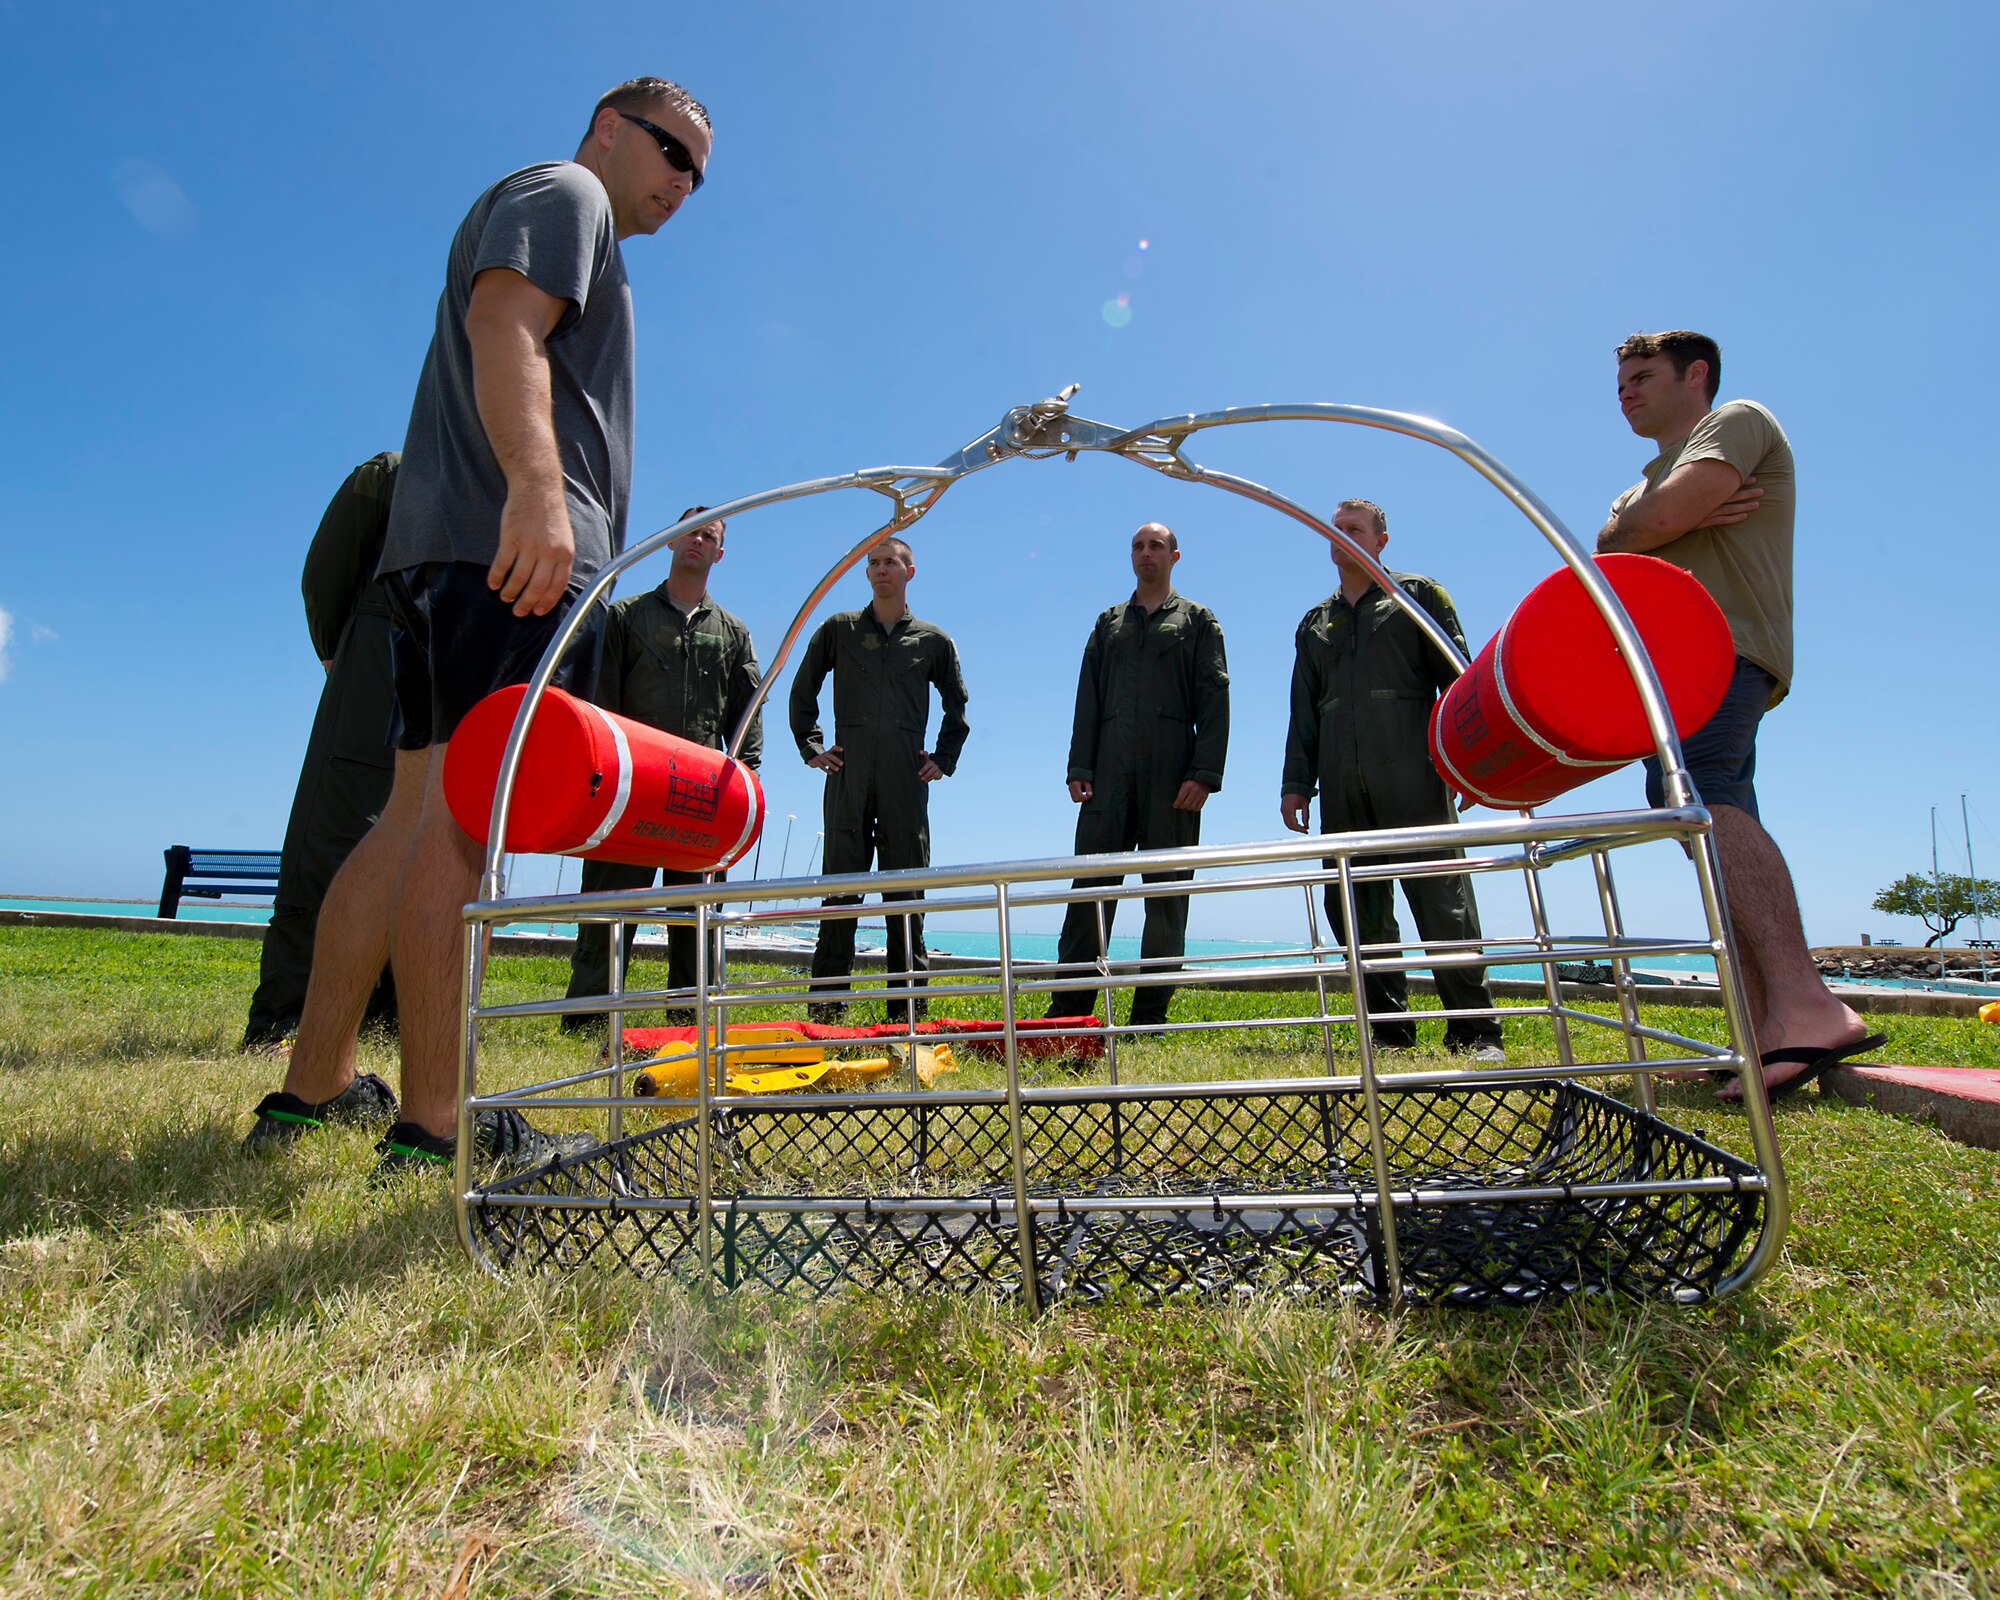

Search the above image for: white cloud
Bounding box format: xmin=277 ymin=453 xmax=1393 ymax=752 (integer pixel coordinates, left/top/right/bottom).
xmin=113 ymin=159 xmax=198 ymax=241
xmin=0 ymin=610 xmax=55 ymax=682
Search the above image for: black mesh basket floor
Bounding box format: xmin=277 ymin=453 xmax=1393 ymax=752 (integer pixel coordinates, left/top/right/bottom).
xmin=466 ymin=1077 xmax=1763 ymax=1307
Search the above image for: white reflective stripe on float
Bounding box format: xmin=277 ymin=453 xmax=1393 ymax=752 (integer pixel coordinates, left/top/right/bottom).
xmin=1488 ymin=623 xmax=1628 ymax=772
xmin=1488 ymin=621 xmax=1567 ymax=762
xmin=1429 ymin=725 xmax=1507 ymax=811
xmin=577 ymin=705 xmax=636 ymax=852
xmin=718 ymin=772 xmax=763 ymax=867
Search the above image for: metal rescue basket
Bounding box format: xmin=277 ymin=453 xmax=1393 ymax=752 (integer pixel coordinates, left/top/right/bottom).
xmin=450 ymin=391 xmax=1786 ymax=1309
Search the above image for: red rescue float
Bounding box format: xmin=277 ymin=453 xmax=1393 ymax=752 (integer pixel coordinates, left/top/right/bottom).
xmin=444 ymin=683 xmax=764 ymax=871
xmin=1429 ymin=553 xmax=1734 ymax=810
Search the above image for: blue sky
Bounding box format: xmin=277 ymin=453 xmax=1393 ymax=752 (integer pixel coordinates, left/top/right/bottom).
xmin=1 ymin=1 xmax=1994 ymax=948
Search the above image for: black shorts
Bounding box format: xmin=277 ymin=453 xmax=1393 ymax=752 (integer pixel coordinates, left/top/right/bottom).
xmin=384 ymin=561 xmax=604 ymax=751
xmin=1643 ymin=656 xmax=1775 ymax=820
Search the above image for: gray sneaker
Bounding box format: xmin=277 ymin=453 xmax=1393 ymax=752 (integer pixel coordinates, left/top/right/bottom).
xmin=243 ymin=1072 xmax=399 ymax=1153
xmin=371 ymin=1108 xmax=599 ymax=1181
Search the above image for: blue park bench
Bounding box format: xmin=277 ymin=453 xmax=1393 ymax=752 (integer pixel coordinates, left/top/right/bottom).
xmin=157 ymin=846 xmax=282 ymax=919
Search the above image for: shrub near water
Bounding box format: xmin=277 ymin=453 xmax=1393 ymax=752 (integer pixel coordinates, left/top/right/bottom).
xmin=1 ymin=924 xmax=1997 ymax=1597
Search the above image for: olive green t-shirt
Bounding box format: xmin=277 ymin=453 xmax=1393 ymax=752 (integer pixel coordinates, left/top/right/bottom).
xmin=1609 ymin=399 xmax=1794 ymax=706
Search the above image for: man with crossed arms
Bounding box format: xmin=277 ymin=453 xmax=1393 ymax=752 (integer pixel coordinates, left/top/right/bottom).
xmin=1599 ymin=329 xmax=1878 ymax=1100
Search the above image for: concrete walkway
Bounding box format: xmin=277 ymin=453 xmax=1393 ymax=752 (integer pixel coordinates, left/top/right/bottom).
xmin=1821 ymin=1064 xmax=2000 ymax=1152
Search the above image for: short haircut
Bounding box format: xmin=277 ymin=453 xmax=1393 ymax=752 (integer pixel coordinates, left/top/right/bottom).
xmin=676 ymin=504 xmax=722 ymax=544
xmin=1335 ymin=498 xmax=1388 ymax=534
xmin=872 ymin=535 xmax=915 ymax=563
xmin=1134 ymin=523 xmax=1178 ymax=553
xmin=1615 ymin=330 xmax=1721 ymax=404
xmin=589 ymin=77 xmax=711 ymax=138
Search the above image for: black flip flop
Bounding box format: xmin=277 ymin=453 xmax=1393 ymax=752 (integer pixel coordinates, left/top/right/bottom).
xmin=1721 ymin=1031 xmax=1888 ymax=1104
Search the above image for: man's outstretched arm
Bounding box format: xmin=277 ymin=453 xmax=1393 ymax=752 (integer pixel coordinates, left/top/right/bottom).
xmin=466 ymin=266 xmax=573 ymax=617
xmin=1597 ymin=461 xmax=1761 ymax=554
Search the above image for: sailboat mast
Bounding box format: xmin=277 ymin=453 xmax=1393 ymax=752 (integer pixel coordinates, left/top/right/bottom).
xmin=1966 ymin=793 xmax=1988 ymax=982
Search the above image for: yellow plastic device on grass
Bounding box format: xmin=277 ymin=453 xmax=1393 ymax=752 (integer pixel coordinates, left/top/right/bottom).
xmin=631 ymin=1038 xmax=957 ymax=1098
xmin=642 ymin=1023 xmax=821 ymax=1063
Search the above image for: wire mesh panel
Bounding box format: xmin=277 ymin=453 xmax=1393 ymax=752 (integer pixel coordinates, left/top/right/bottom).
xmin=452 ymin=392 xmax=1789 ymax=1309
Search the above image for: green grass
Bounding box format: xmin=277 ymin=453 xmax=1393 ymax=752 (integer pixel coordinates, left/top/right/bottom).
xmin=2 ymin=925 xmax=1997 ymax=1597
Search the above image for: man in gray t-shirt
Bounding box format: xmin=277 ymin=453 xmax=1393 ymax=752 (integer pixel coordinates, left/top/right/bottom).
xmin=247 ymin=77 xmax=715 ymax=1180
xmin=382 ymin=159 xmax=634 ymax=586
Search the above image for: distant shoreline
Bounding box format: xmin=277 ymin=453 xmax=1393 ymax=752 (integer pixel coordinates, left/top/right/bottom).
xmin=4 ymin=897 xmax=1984 ymax=962
xmin=0 ymin=892 xmax=145 ymax=903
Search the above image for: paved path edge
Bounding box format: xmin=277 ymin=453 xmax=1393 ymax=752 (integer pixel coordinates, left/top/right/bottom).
xmin=1820 ymin=1064 xmax=2000 ymax=1151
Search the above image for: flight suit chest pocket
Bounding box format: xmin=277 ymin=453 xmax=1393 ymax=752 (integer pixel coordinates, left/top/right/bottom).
xmin=845 ymin=633 xmax=886 ymax=682
xmin=686 ymin=631 xmax=725 ymax=681
xmin=643 ymin=623 xmax=691 ymax=681
xmin=1109 ymin=619 xmax=1151 ymax=667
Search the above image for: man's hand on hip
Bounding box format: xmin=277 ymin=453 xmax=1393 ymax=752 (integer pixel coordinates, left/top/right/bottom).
xmin=808 ymin=747 xmax=845 ymax=773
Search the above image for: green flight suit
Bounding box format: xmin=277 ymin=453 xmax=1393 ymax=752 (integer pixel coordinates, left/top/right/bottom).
xmin=241 ymin=453 xmax=400 ymax=1048
xmin=1048 ymin=592 xmax=1229 ymax=1026
xmin=563 ymin=585 xmax=763 ymax=1025
xmin=789 ymin=607 xmax=970 ymax=1020
xmin=1281 ymin=572 xmax=1501 ymax=1050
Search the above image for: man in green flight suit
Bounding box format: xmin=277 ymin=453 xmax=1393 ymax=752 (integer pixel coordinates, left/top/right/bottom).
xmin=790 ymin=537 xmax=970 ymax=1023
xmin=1045 ymin=522 xmax=1229 ymax=1029
xmin=241 ymin=452 xmax=402 ymax=1050
xmin=561 ymin=507 xmax=762 ymax=1029
xmin=1280 ymin=498 xmax=1504 ymax=1059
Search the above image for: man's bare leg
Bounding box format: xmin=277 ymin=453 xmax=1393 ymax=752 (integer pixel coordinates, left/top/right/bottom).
xmin=1730 ymin=901 xmax=1769 ymax=1041
xmin=282 ymin=747 xmax=432 ymax=1105
xmin=1709 ymin=803 xmax=1866 ymax=1096
xmin=388 ymin=746 xmax=484 ymax=1136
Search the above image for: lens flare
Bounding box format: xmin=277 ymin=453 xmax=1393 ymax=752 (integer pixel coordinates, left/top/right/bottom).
xmin=1101 ymin=294 xmax=1132 ymax=329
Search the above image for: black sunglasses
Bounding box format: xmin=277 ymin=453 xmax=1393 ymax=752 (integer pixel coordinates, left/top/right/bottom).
xmin=619 ymin=112 xmax=704 ymax=191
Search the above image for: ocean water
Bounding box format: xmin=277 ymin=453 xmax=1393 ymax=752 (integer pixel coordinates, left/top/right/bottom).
xmin=2 ymin=895 xmax=275 ymax=925
xmin=4 ymin=894 xmax=1725 ymax=980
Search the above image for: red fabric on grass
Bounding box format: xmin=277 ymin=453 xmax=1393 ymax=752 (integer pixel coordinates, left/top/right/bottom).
xmin=622 ymin=1014 xmax=1105 ymax=1060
